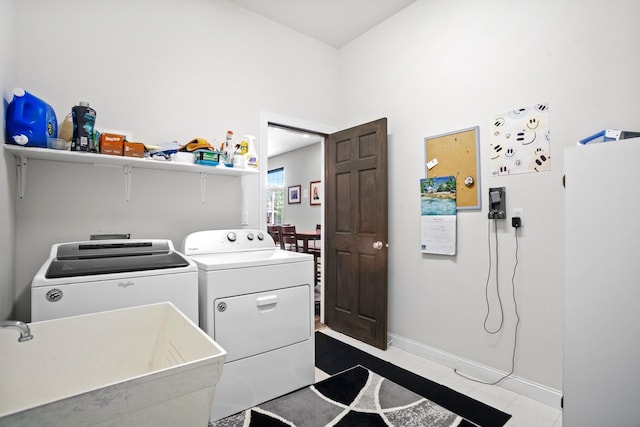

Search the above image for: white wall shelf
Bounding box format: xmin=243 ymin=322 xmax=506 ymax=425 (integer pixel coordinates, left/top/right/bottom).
xmin=4 ymin=145 xmax=258 ymax=202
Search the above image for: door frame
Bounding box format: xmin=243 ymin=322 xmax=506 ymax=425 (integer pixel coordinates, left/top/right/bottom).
xmin=259 ymin=111 xmax=337 ymax=321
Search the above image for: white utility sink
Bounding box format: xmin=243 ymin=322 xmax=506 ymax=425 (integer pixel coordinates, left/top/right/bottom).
xmin=0 ymin=302 xmax=226 ymax=426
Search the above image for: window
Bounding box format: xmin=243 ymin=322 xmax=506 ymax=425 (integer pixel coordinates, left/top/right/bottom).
xmin=267 ymin=167 xmax=285 ymax=225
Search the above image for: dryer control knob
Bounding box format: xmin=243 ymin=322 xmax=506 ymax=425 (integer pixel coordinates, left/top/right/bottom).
xmin=257 ymin=232 xmax=264 ymax=240
xmin=247 ymin=232 xmax=254 ymax=241
xmin=226 ymin=232 xmax=237 ymax=242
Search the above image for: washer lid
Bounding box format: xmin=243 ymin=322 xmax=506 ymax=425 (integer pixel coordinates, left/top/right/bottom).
xmin=45 ymin=252 xmax=190 ymax=278
xmin=45 ymin=239 xmax=190 ymax=279
xmin=189 ymin=249 xmax=312 ymax=271
xmin=55 ymin=240 xmax=172 ymax=259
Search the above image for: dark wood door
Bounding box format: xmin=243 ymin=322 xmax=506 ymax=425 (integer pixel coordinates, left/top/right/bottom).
xmin=324 ymin=118 xmax=388 ymax=350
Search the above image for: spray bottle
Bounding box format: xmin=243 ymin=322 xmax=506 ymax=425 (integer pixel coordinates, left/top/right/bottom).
xmin=244 ymin=135 xmax=258 ymax=169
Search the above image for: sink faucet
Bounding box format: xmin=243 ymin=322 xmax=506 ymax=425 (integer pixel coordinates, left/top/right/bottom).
xmin=0 ymin=320 xmax=33 ymax=342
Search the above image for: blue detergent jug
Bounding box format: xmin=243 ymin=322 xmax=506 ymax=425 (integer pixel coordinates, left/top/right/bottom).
xmin=5 ymin=88 xmax=58 ymax=147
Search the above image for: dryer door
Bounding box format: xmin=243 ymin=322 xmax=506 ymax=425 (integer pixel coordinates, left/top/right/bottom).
xmin=214 ymin=284 xmax=310 ymax=362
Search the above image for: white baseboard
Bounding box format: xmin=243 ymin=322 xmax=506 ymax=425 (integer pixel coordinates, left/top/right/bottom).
xmin=388 ymin=332 xmax=563 ymax=409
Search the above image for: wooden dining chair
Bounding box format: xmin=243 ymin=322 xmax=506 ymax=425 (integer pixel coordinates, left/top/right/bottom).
xmin=267 ymin=225 xmax=280 ymax=247
xmin=312 ymin=251 xmax=322 ymax=288
xmin=308 ymin=223 xmax=321 ymax=251
xmin=279 ymin=225 xmax=300 ymax=252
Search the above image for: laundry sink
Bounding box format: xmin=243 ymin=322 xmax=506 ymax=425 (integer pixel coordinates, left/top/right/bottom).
xmin=0 ymin=302 xmax=226 ymax=427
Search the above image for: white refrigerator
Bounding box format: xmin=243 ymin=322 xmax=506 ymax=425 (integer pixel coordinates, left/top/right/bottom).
xmin=564 ymin=138 xmax=640 ymax=426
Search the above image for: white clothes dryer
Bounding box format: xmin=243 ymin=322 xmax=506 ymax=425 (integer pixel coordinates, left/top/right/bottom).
xmin=182 ymin=229 xmax=315 ymax=423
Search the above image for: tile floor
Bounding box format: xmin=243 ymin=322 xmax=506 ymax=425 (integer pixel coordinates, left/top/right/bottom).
xmin=315 ymin=327 xmax=562 ymax=427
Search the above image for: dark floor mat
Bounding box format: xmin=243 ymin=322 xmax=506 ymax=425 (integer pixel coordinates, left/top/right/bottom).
xmin=315 ymin=331 xmax=511 ymax=427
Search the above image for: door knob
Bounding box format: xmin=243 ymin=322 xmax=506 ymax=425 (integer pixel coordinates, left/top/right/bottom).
xmin=373 ymin=241 xmax=383 ymax=250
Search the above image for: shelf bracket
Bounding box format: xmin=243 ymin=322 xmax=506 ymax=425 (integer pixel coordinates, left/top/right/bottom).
xmin=16 ymin=154 xmax=27 ymax=199
xmin=200 ymin=172 xmax=207 ymax=204
xmin=124 ymin=166 xmax=133 ymax=202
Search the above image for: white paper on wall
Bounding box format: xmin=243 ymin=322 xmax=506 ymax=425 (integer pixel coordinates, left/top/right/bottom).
xmin=420 ymin=177 xmax=456 ymax=256
xmin=489 ymin=103 xmax=550 ymax=176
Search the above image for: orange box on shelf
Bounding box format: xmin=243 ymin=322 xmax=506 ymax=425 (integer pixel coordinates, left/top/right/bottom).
xmin=124 ymin=141 xmax=145 ymax=158
xmin=100 ymin=133 xmax=125 ymax=156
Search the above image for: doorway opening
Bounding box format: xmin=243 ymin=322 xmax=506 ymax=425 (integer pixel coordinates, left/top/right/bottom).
xmin=260 ymin=112 xmax=335 ymax=328
xmin=267 ymin=124 xmax=324 ymax=329
xmin=261 ymin=114 xmax=389 ymax=349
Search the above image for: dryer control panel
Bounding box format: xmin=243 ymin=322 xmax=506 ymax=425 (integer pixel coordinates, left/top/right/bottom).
xmin=182 ymin=229 xmax=273 ymax=255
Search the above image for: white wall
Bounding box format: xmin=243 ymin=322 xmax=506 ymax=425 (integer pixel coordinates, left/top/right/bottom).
xmin=9 ymin=0 xmax=339 ymax=321
xmin=6 ymin=0 xmax=640 ymax=402
xmin=338 ymin=0 xmax=640 ymax=394
xmin=268 ymin=142 xmax=322 ymax=230
xmin=0 ymin=0 xmax=18 ymax=320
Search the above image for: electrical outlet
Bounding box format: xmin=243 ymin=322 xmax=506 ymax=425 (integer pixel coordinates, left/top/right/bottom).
xmin=512 ymin=208 xmax=524 ymax=226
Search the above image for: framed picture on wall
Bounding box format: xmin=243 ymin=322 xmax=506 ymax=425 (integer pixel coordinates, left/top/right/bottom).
xmin=310 ymin=181 xmax=322 ymax=205
xmin=288 ymin=185 xmax=301 ymax=204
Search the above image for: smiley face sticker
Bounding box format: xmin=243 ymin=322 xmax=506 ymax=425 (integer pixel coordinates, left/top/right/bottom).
xmin=490 ymin=102 xmax=550 ymax=175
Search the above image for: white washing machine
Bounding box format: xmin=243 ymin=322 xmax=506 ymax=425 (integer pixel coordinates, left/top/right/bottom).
xmin=182 ymin=229 xmax=315 ymax=423
xmin=31 ymin=239 xmax=199 ymax=324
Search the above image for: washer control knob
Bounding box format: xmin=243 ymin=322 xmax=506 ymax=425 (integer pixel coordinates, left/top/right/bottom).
xmin=226 ymin=232 xmax=237 ymax=242
xmin=257 ymin=232 xmax=264 ymax=240
xmin=247 ymin=232 xmax=254 ymax=241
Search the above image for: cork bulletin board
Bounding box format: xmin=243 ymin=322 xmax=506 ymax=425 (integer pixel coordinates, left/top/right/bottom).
xmin=424 ymin=126 xmax=481 ymax=210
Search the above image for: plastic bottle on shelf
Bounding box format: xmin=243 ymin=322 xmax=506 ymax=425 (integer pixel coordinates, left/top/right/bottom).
xmin=58 ymin=114 xmax=73 ymax=144
xmin=239 ymin=137 xmax=249 ymax=156
xmin=71 ymin=102 xmax=97 ymax=152
xmin=223 ymin=130 xmax=234 ymax=166
xmin=244 ymin=135 xmax=258 ymax=169
xmin=5 ymin=88 xmax=58 ymax=148
xmin=233 ymin=144 xmax=246 ymax=168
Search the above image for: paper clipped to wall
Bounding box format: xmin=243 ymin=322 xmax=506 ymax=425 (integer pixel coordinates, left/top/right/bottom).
xmin=420 ymin=176 xmax=457 ymax=255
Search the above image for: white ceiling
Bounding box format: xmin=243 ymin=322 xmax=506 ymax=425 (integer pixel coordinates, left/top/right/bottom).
xmin=228 ymin=0 xmax=417 ymax=49
xmin=267 ymin=126 xmax=323 ymax=158
xmin=231 ymin=0 xmax=418 ymax=157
